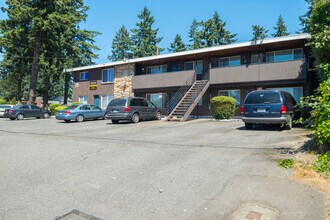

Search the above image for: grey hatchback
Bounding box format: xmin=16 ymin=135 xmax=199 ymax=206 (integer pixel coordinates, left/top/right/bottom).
xmin=241 ymin=90 xmax=298 ymax=130
xmin=106 ymin=97 xmax=161 ymax=124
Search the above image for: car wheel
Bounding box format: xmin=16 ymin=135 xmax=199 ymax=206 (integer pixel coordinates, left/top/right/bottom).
xmin=16 ymin=113 xmax=24 ymax=120
xmin=76 ymin=114 xmax=84 ymax=122
xmin=36 ymin=117 xmax=41 ymax=119
xmin=286 ymin=116 xmax=293 ymax=130
xmin=155 ymin=111 xmax=161 ymax=120
xmin=64 ymin=120 xmax=71 ymax=123
xmin=131 ymin=113 xmax=140 ymax=123
xmin=10 ymin=118 xmax=15 ymax=120
xmin=112 ymin=120 xmax=119 ymax=124
xmin=245 ymin=123 xmax=253 ymax=130
xmin=43 ymin=112 xmax=50 ymax=119
xmin=102 ymin=113 xmax=106 ymax=120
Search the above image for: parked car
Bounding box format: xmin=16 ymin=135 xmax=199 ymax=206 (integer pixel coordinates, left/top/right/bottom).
xmin=241 ymin=90 xmax=299 ymax=130
xmin=3 ymin=104 xmax=51 ymax=120
xmin=0 ymin=105 xmax=14 ymax=117
xmin=106 ymin=97 xmax=161 ymax=124
xmin=56 ymin=104 xmax=106 ymax=123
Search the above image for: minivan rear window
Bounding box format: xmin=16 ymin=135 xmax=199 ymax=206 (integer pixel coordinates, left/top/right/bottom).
xmin=245 ymin=92 xmax=281 ymax=104
xmin=108 ymin=99 xmax=127 ymax=107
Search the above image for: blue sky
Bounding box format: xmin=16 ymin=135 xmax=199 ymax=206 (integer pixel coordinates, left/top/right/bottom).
xmin=0 ymin=0 xmax=309 ymax=64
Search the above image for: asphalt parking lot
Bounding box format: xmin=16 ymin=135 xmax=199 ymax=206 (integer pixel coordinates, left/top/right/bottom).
xmin=0 ymin=118 xmax=326 ymax=220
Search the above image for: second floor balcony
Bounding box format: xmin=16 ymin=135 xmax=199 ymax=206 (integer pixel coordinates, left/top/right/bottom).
xmin=210 ymin=60 xmax=307 ymax=85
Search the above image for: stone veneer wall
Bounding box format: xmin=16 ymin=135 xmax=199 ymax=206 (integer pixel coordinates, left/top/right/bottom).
xmin=114 ymin=63 xmax=135 ymax=99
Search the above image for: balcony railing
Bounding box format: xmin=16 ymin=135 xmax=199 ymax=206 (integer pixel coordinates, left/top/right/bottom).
xmin=132 ymin=70 xmax=195 ymax=90
xmin=210 ymin=60 xmax=307 ymax=85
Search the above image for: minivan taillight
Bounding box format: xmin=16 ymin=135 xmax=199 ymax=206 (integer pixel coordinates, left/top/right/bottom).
xmin=65 ymin=110 xmax=71 ymax=114
xmin=280 ymin=105 xmax=287 ymax=114
xmin=124 ymin=106 xmax=131 ymax=112
xmin=241 ymin=106 xmax=245 ymax=114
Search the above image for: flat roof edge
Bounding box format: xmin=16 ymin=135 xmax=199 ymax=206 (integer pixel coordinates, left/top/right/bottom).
xmin=64 ymin=33 xmax=311 ymax=73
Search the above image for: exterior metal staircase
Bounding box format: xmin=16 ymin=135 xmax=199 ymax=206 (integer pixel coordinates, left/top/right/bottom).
xmin=166 ymin=71 xmax=210 ymax=122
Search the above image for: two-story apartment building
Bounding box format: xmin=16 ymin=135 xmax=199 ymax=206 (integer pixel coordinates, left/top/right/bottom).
xmin=64 ymin=34 xmax=314 ymax=120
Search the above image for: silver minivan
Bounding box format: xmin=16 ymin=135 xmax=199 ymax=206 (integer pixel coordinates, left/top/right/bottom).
xmin=106 ymin=97 xmax=161 ymax=124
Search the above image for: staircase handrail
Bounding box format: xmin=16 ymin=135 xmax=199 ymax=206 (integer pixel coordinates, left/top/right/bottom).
xmin=166 ymin=71 xmax=196 ymax=115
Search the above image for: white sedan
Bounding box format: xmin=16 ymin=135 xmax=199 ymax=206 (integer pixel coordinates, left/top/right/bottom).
xmin=0 ymin=105 xmax=14 ymax=117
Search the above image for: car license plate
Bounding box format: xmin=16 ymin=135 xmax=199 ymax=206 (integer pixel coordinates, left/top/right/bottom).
xmin=257 ymin=108 xmax=266 ymax=113
xmin=112 ymin=110 xmax=118 ymax=113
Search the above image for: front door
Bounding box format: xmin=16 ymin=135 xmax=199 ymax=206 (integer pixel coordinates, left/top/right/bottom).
xmin=94 ymin=95 xmax=100 ymax=107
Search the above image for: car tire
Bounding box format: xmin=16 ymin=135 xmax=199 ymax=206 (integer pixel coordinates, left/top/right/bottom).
xmin=245 ymin=123 xmax=253 ymax=130
xmin=286 ymin=116 xmax=293 ymax=130
xmin=131 ymin=113 xmax=140 ymax=123
xmin=64 ymin=120 xmax=71 ymax=123
xmin=112 ymin=120 xmax=119 ymax=124
xmin=76 ymin=114 xmax=84 ymax=122
xmin=10 ymin=118 xmax=15 ymax=120
xmin=155 ymin=111 xmax=161 ymax=120
xmin=16 ymin=113 xmax=24 ymax=120
xmin=102 ymin=113 xmax=106 ymax=120
xmin=43 ymin=112 xmax=50 ymax=119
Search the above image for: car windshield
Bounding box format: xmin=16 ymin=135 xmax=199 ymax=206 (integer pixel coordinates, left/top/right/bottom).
xmin=12 ymin=105 xmax=22 ymax=109
xmin=64 ymin=105 xmax=79 ymax=110
xmin=108 ymin=99 xmax=127 ymax=107
xmin=245 ymin=92 xmax=281 ymax=104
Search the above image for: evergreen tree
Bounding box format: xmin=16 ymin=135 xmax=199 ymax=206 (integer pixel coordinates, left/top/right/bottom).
xmin=0 ymin=0 xmax=99 ymax=105
xmin=272 ymin=15 xmax=289 ymax=37
xmin=168 ymin=34 xmax=186 ymax=53
xmin=109 ymin=25 xmax=133 ymax=61
xmin=299 ymin=0 xmax=313 ymax=33
xmin=131 ymin=7 xmax=163 ymax=58
xmin=188 ymin=19 xmax=205 ymax=49
xmin=204 ymin=11 xmax=237 ymax=47
xmin=251 ymin=25 xmax=269 ymax=42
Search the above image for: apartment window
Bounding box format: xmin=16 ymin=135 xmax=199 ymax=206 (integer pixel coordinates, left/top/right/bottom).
xmin=147 ymin=65 xmax=167 ymax=74
xmin=79 ymin=96 xmax=88 ymax=104
xmin=146 ymin=93 xmax=166 ymax=109
xmin=101 ymin=94 xmax=114 ymax=109
xmin=266 ymin=48 xmax=303 ymax=62
xmin=251 ymin=54 xmax=261 ymax=64
xmin=266 ymin=87 xmax=303 ymax=102
xmin=102 ymin=68 xmax=115 ymax=83
xmin=79 ymin=72 xmax=88 ymax=80
xmin=184 ymin=60 xmax=203 ymax=74
xmin=218 ymin=90 xmax=241 ymax=105
xmin=219 ymin=56 xmax=241 ymax=67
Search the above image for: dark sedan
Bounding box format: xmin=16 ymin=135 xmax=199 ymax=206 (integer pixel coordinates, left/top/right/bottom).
xmin=4 ymin=104 xmax=51 ymax=120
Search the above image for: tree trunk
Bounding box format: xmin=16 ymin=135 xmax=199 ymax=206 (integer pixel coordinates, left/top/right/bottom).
xmin=17 ymin=73 xmax=22 ymax=103
xmin=43 ymin=75 xmax=50 ymax=108
xmin=27 ymin=31 xmax=42 ymax=104
xmin=63 ymin=73 xmax=70 ymax=105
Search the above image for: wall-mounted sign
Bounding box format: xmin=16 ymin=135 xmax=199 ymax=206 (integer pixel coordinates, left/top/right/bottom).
xmin=89 ymin=81 xmax=97 ymax=90
xmin=74 ymin=83 xmax=79 ymax=88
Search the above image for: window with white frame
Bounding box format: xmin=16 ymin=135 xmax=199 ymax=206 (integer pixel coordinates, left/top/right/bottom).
xmin=146 ymin=93 xmax=166 ymax=108
xmin=266 ymin=48 xmax=303 ymax=62
xmin=146 ymin=65 xmax=167 ymax=74
xmin=102 ymin=68 xmax=115 ymax=83
xmin=184 ymin=60 xmax=203 ymax=74
xmin=218 ymin=90 xmax=241 ymax=105
xmin=79 ymin=72 xmax=88 ymax=80
xmin=78 ymin=96 xmax=88 ymax=104
xmin=101 ymin=95 xmax=114 ymax=109
xmin=219 ymin=56 xmax=241 ymax=67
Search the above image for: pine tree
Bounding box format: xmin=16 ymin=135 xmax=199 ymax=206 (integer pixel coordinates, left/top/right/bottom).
xmin=131 ymin=7 xmax=163 ymax=58
xmin=168 ymin=34 xmax=186 ymax=53
xmin=205 ymin=11 xmax=237 ymax=47
xmin=188 ymin=19 xmax=205 ymax=49
xmin=272 ymin=15 xmax=289 ymax=37
xmin=0 ymin=0 xmax=99 ymax=105
xmin=109 ymin=25 xmax=133 ymax=61
xmin=251 ymin=25 xmax=269 ymax=42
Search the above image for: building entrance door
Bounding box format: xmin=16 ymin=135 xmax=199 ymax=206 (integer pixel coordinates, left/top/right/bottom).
xmin=94 ymin=95 xmax=100 ymax=107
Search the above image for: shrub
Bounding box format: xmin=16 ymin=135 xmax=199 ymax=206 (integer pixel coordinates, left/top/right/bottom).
xmin=71 ymin=102 xmax=81 ymax=105
xmin=313 ymin=151 xmax=330 ymax=174
xmin=53 ymin=105 xmax=67 ymax=114
xmin=278 ymin=159 xmax=295 ymax=169
xmin=211 ymin=96 xmax=236 ymax=119
xmin=0 ymin=98 xmax=7 ymax=104
xmin=9 ymin=97 xmax=16 ymax=105
xmin=49 ymin=103 xmax=61 ymax=115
